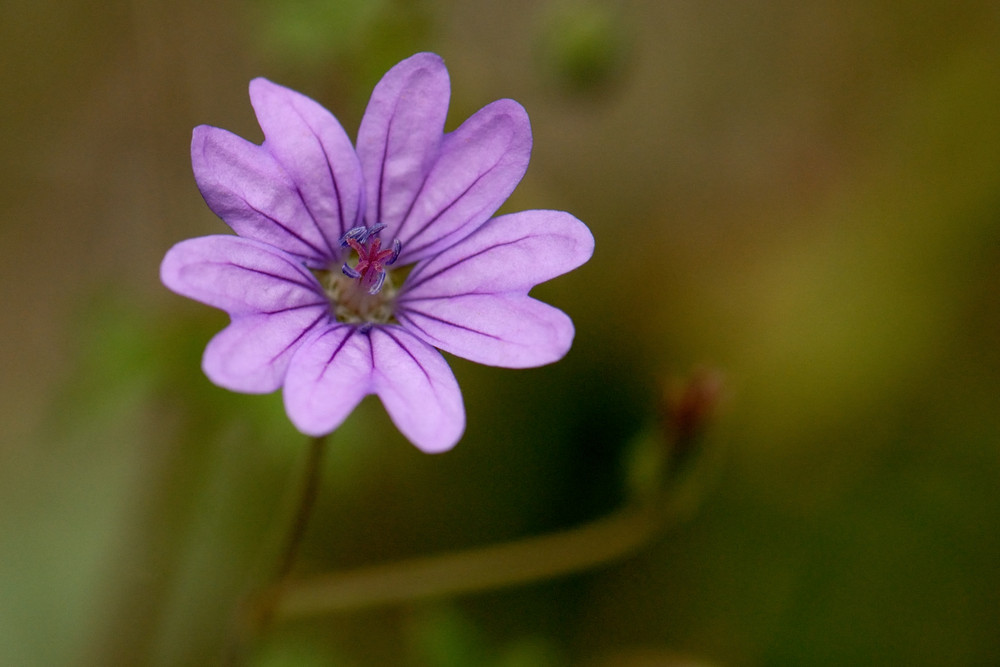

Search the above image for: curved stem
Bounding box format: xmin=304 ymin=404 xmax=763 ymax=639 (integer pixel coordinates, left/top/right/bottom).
xmin=272 ymin=470 xmax=703 ymax=619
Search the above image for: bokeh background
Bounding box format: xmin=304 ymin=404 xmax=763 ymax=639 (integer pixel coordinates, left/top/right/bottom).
xmin=2 ymin=0 xmax=998 ymax=665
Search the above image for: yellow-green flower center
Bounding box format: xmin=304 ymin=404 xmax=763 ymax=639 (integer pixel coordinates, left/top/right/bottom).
xmin=313 ymin=223 xmax=405 ymax=326
xmin=314 ymin=265 xmax=400 ymax=325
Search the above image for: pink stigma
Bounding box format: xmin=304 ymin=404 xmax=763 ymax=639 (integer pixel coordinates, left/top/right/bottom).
xmin=340 ymin=225 xmax=401 ymax=294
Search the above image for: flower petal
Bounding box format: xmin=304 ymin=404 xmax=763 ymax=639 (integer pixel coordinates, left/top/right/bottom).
xmin=369 ymin=327 xmax=464 ymax=453
xmin=396 ymin=210 xmax=594 ymax=367
xmin=192 ymin=127 xmax=336 ymax=266
xmin=356 ymin=52 xmax=450 ymax=233
xmin=398 ymin=295 xmax=575 ymax=369
xmin=283 ymin=325 xmax=373 ymax=437
xmin=160 ymin=235 xmax=327 ymax=316
xmin=283 ymin=326 xmax=463 ymax=451
xmin=249 ymin=78 xmax=365 ymax=246
xmin=393 ymin=99 xmax=532 ymax=263
xmin=203 ymin=309 xmax=328 ymax=393
xmin=402 ymin=210 xmax=594 ymax=296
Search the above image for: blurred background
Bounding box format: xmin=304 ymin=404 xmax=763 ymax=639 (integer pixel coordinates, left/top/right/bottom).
xmin=2 ymin=0 xmax=998 ymax=665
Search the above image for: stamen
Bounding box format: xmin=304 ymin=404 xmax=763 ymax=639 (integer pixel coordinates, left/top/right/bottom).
xmin=387 ymin=239 xmax=401 ymax=265
xmin=339 ymin=223 xmax=403 ymax=296
xmin=340 ymin=225 xmax=369 ymax=246
xmin=368 ymin=270 xmax=387 ymax=295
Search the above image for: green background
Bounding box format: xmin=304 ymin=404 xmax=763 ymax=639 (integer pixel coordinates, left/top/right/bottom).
xmin=1 ymin=0 xmax=998 ymax=664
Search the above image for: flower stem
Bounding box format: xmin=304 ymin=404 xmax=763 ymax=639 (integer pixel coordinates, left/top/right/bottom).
xmin=270 ymin=434 xmax=327 ymax=587
xmin=268 ymin=462 xmax=705 ymax=619
xmin=225 ymin=434 xmax=327 ymax=663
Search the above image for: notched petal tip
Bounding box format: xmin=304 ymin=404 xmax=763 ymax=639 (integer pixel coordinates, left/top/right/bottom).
xmin=160 ymin=235 xmax=325 ymax=317
xmin=201 ymin=310 xmax=324 ymax=394
xmin=399 ymin=295 xmax=577 ymax=369
xmin=391 ymin=97 xmax=534 ymax=263
xmin=247 ymin=74 xmax=366 ymax=248
xmin=369 ymin=329 xmax=465 ymax=453
xmin=282 ymin=326 xmax=373 ymax=438
xmin=401 ymin=209 xmax=594 ymax=301
xmin=357 ymin=51 xmax=452 ymax=235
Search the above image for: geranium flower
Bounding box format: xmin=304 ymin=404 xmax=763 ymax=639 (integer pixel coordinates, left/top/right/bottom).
xmin=161 ymin=53 xmax=594 ymax=452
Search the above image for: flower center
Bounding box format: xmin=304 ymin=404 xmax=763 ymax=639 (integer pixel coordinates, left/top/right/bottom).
xmin=314 ymin=224 xmax=402 ymax=326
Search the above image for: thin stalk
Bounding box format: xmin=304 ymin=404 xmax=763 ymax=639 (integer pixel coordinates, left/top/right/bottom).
xmin=271 ymin=468 xmax=704 ymax=619
xmin=225 ymin=434 xmax=327 ymax=663
xmin=269 ymin=434 xmax=327 ymax=588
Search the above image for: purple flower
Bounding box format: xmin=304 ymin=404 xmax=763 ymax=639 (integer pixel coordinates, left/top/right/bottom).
xmin=160 ymin=53 xmax=594 ymax=453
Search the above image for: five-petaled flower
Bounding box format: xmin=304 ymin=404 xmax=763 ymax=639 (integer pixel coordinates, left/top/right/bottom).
xmin=161 ymin=53 xmax=594 ymax=452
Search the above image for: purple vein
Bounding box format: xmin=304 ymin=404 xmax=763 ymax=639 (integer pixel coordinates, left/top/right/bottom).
xmin=396 ymin=167 xmax=495 ymax=260
xmin=262 ymin=301 xmax=327 ymax=316
xmin=318 ymin=326 xmax=356 ymax=382
xmin=378 ymin=327 xmax=433 ymax=385
xmin=398 ymin=309 xmax=502 ymax=341
xmin=398 ymin=291 xmax=498 ymax=303
xmin=403 ymin=236 xmax=531 ymax=292
xmin=245 ymin=200 xmax=328 ymax=259
xmin=284 ymin=104 xmax=342 ymax=255
xmin=373 ymin=90 xmax=406 ymax=226
xmin=224 ymin=263 xmax=321 ymax=294
xmin=302 ymin=121 xmax=350 ymax=240
xmin=268 ymin=312 xmax=327 ymax=365
xmin=291 ymin=181 xmax=338 ymax=258
xmin=393 ymin=314 xmax=441 ymax=346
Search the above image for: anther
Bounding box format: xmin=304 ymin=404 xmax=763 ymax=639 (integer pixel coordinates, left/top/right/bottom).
xmin=368 ymin=270 xmax=387 ymax=295
xmin=340 ymin=225 xmax=369 ymax=246
xmin=387 ymin=239 xmax=401 ymax=265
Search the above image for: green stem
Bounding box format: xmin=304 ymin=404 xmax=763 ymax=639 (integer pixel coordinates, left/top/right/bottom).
xmin=269 ymin=434 xmax=327 ymax=587
xmin=271 ymin=470 xmax=702 ymax=618
xmin=225 ymin=434 xmax=327 ymax=663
